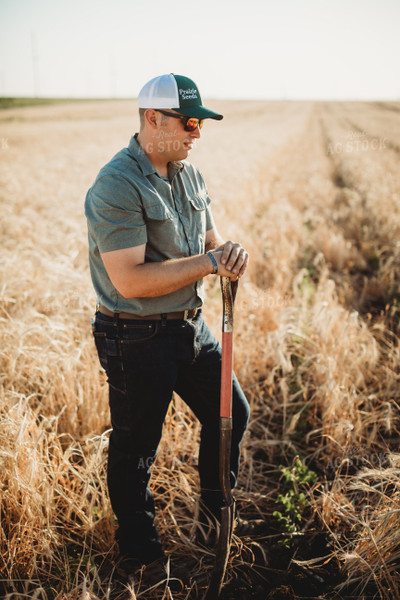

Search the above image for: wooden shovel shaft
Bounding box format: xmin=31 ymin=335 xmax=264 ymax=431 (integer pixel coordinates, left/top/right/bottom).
xmin=219 ymin=277 xmax=238 ymax=493
xmin=220 ymin=332 xmax=233 ymax=418
xmin=220 ymin=276 xmax=237 ymax=420
xmin=203 ymin=277 xmax=238 ymax=600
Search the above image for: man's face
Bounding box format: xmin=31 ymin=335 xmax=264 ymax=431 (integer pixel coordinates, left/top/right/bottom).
xmin=155 ymin=109 xmax=201 ymax=161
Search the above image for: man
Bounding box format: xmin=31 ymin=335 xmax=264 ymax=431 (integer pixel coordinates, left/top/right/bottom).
xmin=85 ymin=73 xmax=253 ymax=574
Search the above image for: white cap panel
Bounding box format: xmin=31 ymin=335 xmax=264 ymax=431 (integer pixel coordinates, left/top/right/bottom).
xmin=138 ymin=74 xmax=179 ymax=108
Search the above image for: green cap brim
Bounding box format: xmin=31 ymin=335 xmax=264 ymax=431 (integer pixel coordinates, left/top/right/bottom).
xmin=174 ymin=106 xmax=223 ymax=120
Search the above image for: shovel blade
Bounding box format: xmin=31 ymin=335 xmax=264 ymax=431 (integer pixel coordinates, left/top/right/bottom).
xmin=203 ymin=501 xmax=235 ymax=600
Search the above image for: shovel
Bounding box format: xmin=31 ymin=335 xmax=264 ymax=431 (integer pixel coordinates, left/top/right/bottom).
xmin=204 ymin=276 xmax=238 ymax=600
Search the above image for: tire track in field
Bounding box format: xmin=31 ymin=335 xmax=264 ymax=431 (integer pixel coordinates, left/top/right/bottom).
xmin=315 ymin=103 xmax=400 ymax=323
xmin=333 ymin=101 xmax=400 ymax=155
xmin=239 ymin=102 xmax=355 ymax=296
xmin=238 ymin=99 xmax=400 ymax=325
xmin=373 ymin=101 xmax=400 ymax=114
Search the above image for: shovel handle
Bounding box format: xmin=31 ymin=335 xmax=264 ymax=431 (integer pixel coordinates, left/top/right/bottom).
xmin=220 ymin=277 xmax=238 ymax=334
xmin=203 ymin=278 xmax=238 ymax=600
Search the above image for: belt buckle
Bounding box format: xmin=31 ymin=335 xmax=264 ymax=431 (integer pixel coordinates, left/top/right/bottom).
xmin=184 ymin=309 xmax=189 ymax=320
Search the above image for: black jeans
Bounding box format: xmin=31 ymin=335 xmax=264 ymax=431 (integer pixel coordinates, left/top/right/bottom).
xmin=92 ymin=309 xmax=250 ymax=563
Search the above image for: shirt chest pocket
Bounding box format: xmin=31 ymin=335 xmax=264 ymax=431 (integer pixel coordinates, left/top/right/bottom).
xmin=188 ymin=191 xmax=207 ymax=212
xmin=188 ymin=191 xmax=207 ymax=234
xmin=142 ymin=200 xmax=181 ymax=256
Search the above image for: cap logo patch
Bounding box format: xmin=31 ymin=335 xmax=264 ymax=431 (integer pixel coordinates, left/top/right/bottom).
xmin=179 ymin=88 xmax=198 ymax=100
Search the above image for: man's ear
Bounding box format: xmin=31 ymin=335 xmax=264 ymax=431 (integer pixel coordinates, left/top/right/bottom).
xmin=145 ymin=109 xmax=158 ymax=129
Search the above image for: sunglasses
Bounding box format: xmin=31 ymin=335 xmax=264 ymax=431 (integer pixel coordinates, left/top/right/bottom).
xmin=156 ymin=109 xmax=204 ymax=132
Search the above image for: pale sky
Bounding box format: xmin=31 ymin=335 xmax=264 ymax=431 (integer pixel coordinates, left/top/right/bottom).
xmin=0 ymin=0 xmax=399 ymax=100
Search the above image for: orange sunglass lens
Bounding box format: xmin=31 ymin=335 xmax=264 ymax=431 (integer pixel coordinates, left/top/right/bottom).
xmin=185 ymin=118 xmax=204 ymax=131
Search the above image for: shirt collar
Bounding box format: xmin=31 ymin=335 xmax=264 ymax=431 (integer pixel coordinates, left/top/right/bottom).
xmin=128 ymin=133 xmax=184 ymax=180
xmin=128 ymin=134 xmax=156 ymax=177
xmin=168 ymin=160 xmax=184 ymax=181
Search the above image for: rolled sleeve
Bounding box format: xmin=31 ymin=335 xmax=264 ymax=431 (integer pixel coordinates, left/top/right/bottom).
xmin=205 ymin=203 xmax=216 ymax=232
xmin=195 ymin=170 xmax=215 ymax=232
xmin=85 ymin=174 xmax=147 ymax=253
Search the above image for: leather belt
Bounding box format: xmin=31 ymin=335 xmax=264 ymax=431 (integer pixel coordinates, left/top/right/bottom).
xmin=98 ymin=305 xmax=200 ymax=321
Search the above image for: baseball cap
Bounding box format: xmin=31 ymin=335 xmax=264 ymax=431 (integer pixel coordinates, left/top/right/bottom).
xmin=138 ymin=73 xmax=223 ymax=121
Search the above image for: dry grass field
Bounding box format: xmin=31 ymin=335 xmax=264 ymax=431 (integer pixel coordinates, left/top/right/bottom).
xmin=1 ymin=98 xmax=400 ymax=599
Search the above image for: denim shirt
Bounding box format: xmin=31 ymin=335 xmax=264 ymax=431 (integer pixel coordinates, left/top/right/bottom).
xmin=85 ymin=134 xmax=215 ymax=315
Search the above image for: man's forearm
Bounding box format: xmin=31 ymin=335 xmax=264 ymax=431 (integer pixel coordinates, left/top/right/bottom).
xmin=122 ymin=253 xmax=214 ymax=298
xmin=103 ymin=235 xmax=247 ymax=299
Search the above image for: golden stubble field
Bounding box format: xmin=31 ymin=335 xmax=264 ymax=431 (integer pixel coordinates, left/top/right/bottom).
xmin=1 ymin=98 xmax=400 ymax=599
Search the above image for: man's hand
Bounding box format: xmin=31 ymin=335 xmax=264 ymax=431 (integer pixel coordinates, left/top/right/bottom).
xmin=208 ymin=241 xmax=249 ymax=280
